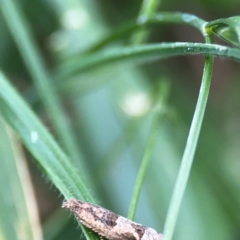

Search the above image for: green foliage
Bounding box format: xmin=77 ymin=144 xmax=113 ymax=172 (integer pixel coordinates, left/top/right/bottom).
xmin=0 ymin=119 xmax=43 ymax=240
xmin=0 ymin=0 xmax=240 ymax=240
xmin=206 ymin=16 xmax=240 ymax=47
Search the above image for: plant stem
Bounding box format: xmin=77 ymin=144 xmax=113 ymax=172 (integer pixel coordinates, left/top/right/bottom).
xmin=132 ymin=0 xmax=162 ymax=44
xmin=128 ymin=81 xmax=170 ymax=220
xmin=140 ymin=0 xmax=161 ymax=16
xmin=25 ymin=42 xmax=239 ymax=107
xmin=0 ymin=0 xmax=85 ymax=171
xmin=163 ymin=35 xmax=214 ymax=240
xmin=84 ymin=12 xmax=206 ymax=53
xmin=55 ymin=42 xmax=238 ymax=82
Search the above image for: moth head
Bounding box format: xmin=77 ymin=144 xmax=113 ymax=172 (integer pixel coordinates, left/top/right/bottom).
xmin=62 ymin=198 xmax=79 ymax=211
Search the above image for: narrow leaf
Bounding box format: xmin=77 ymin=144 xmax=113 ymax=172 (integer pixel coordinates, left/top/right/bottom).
xmin=206 ymin=16 xmax=240 ymax=47
xmin=0 ymin=119 xmax=43 ymax=240
xmin=0 ymin=71 xmax=98 ymax=240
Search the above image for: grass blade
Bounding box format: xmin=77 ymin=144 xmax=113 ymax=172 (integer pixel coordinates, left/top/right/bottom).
xmin=128 ymin=81 xmax=170 ymax=220
xmin=85 ymin=12 xmax=206 ymax=53
xmin=163 ymin=36 xmax=214 ymax=240
xmin=131 ymin=0 xmax=162 ymax=44
xmin=0 ymin=0 xmax=85 ymax=171
xmin=0 ymin=119 xmax=43 ymax=240
xmin=55 ymin=42 xmax=240 ymax=82
xmin=0 ymin=71 xmax=98 ymax=240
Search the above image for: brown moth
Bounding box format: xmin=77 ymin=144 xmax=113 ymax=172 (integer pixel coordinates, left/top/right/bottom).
xmin=62 ymin=198 xmax=163 ymax=240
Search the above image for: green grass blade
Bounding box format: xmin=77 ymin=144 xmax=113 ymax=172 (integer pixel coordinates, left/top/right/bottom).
xmin=163 ymin=36 xmax=214 ymax=240
xmin=55 ymin=42 xmax=240 ymax=82
xmin=139 ymin=0 xmax=162 ymax=17
xmin=128 ymin=81 xmax=170 ymax=220
xmin=0 ymin=119 xmax=43 ymax=240
xmin=0 ymin=71 xmax=98 ymax=240
xmin=131 ymin=0 xmax=162 ymax=44
xmin=85 ymin=12 xmax=206 ymax=53
xmin=0 ymin=0 xmax=84 ymax=171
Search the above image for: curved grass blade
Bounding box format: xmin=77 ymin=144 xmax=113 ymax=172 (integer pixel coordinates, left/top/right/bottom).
xmin=0 ymin=119 xmax=43 ymax=240
xmin=163 ymin=35 xmax=215 ymax=240
xmin=26 ymin=41 xmax=239 ymax=108
xmin=0 ymin=71 xmax=98 ymax=240
xmin=55 ymin=42 xmax=240 ymax=82
xmin=84 ymin=12 xmax=206 ymax=53
xmin=128 ymin=80 xmax=170 ymax=220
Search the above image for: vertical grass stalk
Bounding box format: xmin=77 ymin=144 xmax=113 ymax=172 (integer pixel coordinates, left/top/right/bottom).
xmin=132 ymin=0 xmax=162 ymax=44
xmin=163 ymin=35 xmax=214 ymax=240
xmin=128 ymin=81 xmax=170 ymax=220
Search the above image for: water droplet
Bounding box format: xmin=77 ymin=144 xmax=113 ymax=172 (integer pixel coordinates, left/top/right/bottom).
xmin=30 ymin=131 xmax=38 ymax=143
xmin=182 ymin=14 xmax=197 ymax=23
xmin=137 ymin=15 xmax=147 ymax=25
xmin=218 ymin=46 xmax=227 ymax=52
xmin=187 ymin=47 xmax=192 ymax=51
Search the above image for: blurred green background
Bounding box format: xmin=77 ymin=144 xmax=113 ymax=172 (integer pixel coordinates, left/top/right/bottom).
xmin=0 ymin=0 xmax=240 ymax=240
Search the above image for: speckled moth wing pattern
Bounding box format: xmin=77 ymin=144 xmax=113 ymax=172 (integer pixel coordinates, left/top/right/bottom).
xmin=62 ymin=198 xmax=163 ymax=240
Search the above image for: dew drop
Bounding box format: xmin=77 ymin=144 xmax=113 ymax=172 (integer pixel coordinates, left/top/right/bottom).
xmin=30 ymin=131 xmax=38 ymax=143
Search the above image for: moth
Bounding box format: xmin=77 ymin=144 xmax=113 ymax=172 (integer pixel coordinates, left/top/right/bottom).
xmin=62 ymin=198 xmax=163 ymax=240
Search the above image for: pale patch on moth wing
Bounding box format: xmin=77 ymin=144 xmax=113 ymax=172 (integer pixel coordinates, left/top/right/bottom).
xmin=112 ymin=217 xmax=163 ymax=240
xmin=111 ymin=216 xmax=146 ymax=240
xmin=142 ymin=228 xmax=163 ymax=240
xmin=62 ymin=198 xmax=163 ymax=240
